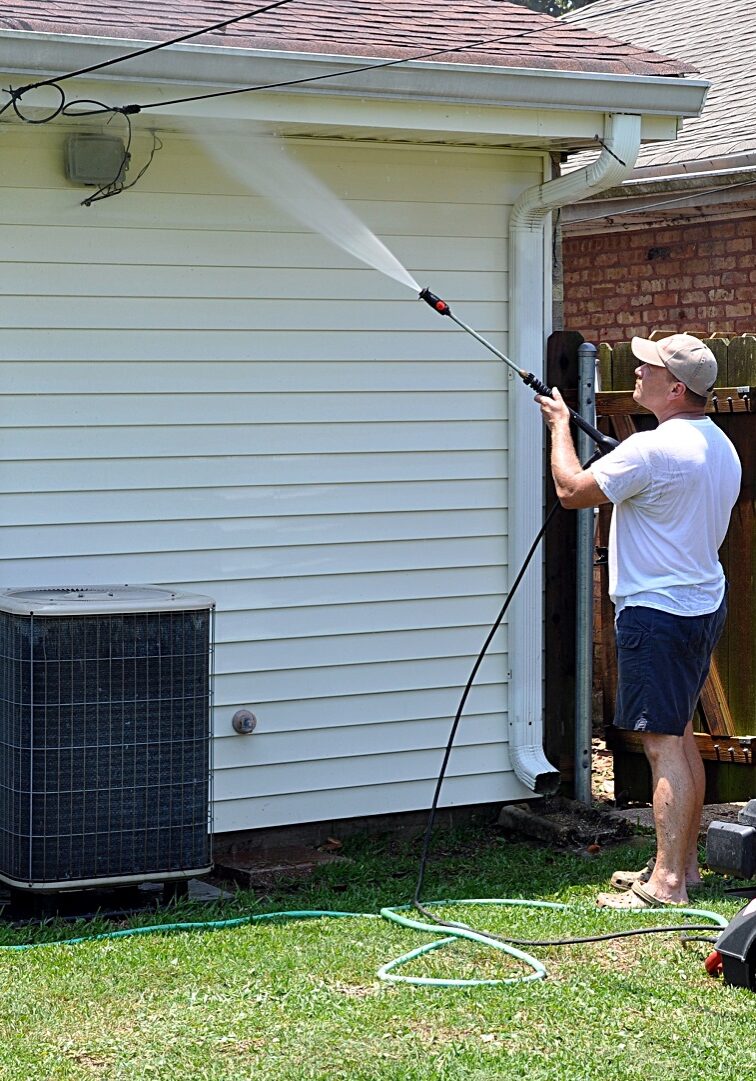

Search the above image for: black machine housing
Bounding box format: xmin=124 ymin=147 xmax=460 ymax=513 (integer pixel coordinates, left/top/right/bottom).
xmin=706 ymin=800 xmax=756 ymax=990
xmin=706 ymin=800 xmax=756 ymax=879
xmin=712 ymin=898 xmax=756 ymax=990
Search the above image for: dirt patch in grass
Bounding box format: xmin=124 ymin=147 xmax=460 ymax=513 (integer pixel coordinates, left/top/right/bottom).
xmin=328 ymin=979 xmax=383 ymax=998
xmin=65 ymin=1049 xmax=113 ymax=1072
xmin=213 ymin=1037 xmax=268 ymax=1058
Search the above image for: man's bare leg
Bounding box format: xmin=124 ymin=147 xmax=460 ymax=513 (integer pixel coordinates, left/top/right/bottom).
xmin=641 ymin=732 xmax=697 ymax=904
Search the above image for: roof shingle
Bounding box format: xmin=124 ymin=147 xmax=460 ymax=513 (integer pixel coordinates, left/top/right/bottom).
xmin=564 ymin=0 xmax=755 ymax=166
xmin=0 ymin=1 xmax=694 ymax=77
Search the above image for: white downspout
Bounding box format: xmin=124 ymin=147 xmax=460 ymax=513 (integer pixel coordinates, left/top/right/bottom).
xmin=507 ymin=112 xmax=642 ymax=794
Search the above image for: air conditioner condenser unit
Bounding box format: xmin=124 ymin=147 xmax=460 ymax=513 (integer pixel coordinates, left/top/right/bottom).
xmin=0 ymin=585 xmax=215 ymax=894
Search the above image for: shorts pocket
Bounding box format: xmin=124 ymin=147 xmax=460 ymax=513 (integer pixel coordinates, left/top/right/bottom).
xmin=616 ymin=627 xmax=643 ymax=650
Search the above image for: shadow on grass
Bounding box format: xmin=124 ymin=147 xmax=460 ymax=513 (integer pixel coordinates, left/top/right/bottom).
xmin=2 ymin=817 xmax=746 ymax=948
xmin=255 ymin=818 xmax=748 ymax=916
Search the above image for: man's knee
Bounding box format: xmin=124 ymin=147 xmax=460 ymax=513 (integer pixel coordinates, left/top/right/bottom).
xmin=641 ymin=731 xmax=683 ymax=766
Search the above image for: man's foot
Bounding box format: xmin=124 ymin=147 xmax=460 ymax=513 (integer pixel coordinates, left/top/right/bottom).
xmin=597 ymin=881 xmax=686 ymax=909
xmin=610 ymin=856 xmax=704 ymax=892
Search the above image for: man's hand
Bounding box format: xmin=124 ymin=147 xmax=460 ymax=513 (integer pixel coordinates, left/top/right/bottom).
xmin=535 ymin=385 xmax=571 ymax=431
xmin=536 ymin=386 xmax=609 ymax=509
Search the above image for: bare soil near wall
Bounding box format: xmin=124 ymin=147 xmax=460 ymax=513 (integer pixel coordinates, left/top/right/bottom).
xmin=592 ymin=737 xmax=746 ymax=837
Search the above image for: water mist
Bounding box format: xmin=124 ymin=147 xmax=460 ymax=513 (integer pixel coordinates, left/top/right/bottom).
xmin=197 ymin=124 xmax=420 ymax=293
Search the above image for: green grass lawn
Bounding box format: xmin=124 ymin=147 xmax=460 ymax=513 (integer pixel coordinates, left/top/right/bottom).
xmin=1 ymin=820 xmax=754 ymax=1081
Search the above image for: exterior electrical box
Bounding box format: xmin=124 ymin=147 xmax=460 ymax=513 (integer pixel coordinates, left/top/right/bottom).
xmin=0 ymin=585 xmax=214 ymax=892
xmin=64 ymin=133 xmax=127 ymax=186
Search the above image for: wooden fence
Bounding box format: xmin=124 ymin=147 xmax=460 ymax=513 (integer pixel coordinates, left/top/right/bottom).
xmin=597 ymin=332 xmax=756 ymax=397
xmin=593 ymin=335 xmax=754 ymax=802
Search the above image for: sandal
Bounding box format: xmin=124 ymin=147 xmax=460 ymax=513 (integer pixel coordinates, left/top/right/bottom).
xmin=597 ymin=880 xmax=685 ymax=909
xmin=610 ymin=857 xmax=655 ymax=892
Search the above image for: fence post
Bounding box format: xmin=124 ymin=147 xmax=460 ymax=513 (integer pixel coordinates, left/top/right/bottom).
xmin=575 ymin=342 xmax=598 ymax=804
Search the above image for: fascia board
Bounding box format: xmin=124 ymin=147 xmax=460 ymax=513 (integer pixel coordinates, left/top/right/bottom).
xmin=561 ymin=181 xmax=756 ymax=229
xmin=0 ymin=70 xmax=679 ymax=146
xmin=562 ymin=165 xmax=756 ymax=216
xmin=0 ymin=29 xmax=709 ymax=122
xmin=622 ymin=153 xmax=756 ymax=182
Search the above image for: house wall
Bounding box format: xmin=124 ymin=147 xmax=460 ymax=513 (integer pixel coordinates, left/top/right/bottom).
xmin=0 ymin=123 xmax=542 ymax=833
xmin=563 ymin=218 xmax=756 ymax=342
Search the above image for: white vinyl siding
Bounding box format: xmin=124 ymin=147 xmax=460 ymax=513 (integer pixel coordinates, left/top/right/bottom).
xmin=0 ymin=126 xmax=542 ymax=831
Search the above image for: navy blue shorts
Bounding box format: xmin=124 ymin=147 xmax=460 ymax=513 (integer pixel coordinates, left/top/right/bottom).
xmin=614 ymin=596 xmax=728 ymax=737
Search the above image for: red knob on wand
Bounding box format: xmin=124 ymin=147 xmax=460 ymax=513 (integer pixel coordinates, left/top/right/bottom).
xmin=418 ymin=287 xmax=451 ymax=316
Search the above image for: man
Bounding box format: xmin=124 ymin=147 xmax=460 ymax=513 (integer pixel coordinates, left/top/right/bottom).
xmin=537 ymin=334 xmax=741 ymax=908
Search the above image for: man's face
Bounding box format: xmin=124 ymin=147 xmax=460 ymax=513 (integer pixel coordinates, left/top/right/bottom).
xmin=633 ymin=361 xmax=680 ymax=410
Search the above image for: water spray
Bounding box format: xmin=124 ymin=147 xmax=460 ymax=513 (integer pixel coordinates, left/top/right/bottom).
xmin=419 ymin=287 xmax=619 ymax=456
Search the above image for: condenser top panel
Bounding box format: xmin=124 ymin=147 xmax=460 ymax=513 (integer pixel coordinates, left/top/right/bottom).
xmin=0 ymin=585 xmax=215 ymax=616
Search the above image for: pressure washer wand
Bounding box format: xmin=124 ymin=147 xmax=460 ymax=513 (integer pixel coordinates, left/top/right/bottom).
xmin=419 ymin=288 xmax=618 ymax=455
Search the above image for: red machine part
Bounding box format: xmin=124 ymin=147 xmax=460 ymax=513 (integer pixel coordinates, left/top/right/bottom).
xmin=704 ymin=950 xmax=723 ymax=978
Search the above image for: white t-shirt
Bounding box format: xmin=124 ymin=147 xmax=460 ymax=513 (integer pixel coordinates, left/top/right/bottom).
xmin=589 ymin=417 xmax=741 ymax=616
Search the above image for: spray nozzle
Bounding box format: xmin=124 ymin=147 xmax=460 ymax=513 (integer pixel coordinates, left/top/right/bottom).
xmin=419 ymin=287 xmax=451 ymax=316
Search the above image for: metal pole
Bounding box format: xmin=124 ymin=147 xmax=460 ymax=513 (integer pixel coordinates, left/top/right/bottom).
xmin=574 ymin=342 xmax=598 ymax=804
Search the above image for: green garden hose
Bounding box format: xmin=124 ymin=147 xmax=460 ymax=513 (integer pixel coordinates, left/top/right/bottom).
xmin=0 ymin=899 xmax=728 ymax=989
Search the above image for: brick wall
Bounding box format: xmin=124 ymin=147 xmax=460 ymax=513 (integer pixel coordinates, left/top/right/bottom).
xmin=563 ymin=218 xmax=756 ymax=342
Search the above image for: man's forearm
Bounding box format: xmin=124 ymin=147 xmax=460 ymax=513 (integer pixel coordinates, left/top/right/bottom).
xmin=549 ymin=420 xmax=583 ymax=501
xmin=536 ymin=385 xmax=608 ymax=508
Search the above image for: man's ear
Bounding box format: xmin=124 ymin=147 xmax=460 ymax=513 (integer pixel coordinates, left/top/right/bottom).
xmin=668 ymin=379 xmax=687 ymax=399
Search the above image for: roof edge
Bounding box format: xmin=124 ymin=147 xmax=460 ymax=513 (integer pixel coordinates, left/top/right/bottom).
xmin=0 ymin=30 xmax=709 ymax=121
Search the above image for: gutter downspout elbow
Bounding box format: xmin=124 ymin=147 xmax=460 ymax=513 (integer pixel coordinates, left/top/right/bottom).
xmin=510 ymin=113 xmax=643 ymax=233
xmin=506 ymin=113 xmax=641 ymax=795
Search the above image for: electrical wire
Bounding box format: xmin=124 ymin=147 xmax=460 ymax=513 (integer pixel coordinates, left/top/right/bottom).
xmin=38 ymin=97 xmax=164 ymax=206
xmin=82 ymin=124 xmax=163 ymax=208
xmin=6 ymin=82 xmax=66 ymax=124
xmin=8 ymin=1 xmax=300 ymax=94
xmin=132 ymin=38 xmax=511 ymax=112
xmin=128 ymin=19 xmax=607 ymax=114
xmin=593 ymin=134 xmax=626 ymax=168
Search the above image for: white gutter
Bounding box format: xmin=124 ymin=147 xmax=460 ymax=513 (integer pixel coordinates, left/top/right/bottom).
xmin=0 ymin=30 xmax=709 ymax=118
xmin=506 ymin=112 xmax=642 ymax=794
xmin=621 ymin=154 xmax=756 ymax=183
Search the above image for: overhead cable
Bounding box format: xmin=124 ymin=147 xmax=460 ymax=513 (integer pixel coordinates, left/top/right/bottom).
xmin=133 ymin=26 xmax=572 ymax=112
xmin=8 ymin=1 xmax=300 ymax=94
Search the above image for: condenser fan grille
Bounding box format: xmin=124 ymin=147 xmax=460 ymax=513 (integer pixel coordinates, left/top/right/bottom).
xmin=0 ymin=603 xmax=213 ymax=887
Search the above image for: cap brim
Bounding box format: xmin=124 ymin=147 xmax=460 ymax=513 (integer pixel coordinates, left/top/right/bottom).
xmin=631 ymin=336 xmax=665 ymax=367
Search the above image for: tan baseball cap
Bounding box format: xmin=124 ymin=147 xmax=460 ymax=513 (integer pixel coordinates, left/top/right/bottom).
xmin=631 ymin=334 xmax=717 ymax=397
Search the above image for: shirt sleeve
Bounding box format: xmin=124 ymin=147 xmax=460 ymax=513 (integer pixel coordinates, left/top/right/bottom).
xmin=588 ymin=435 xmax=652 ymax=505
